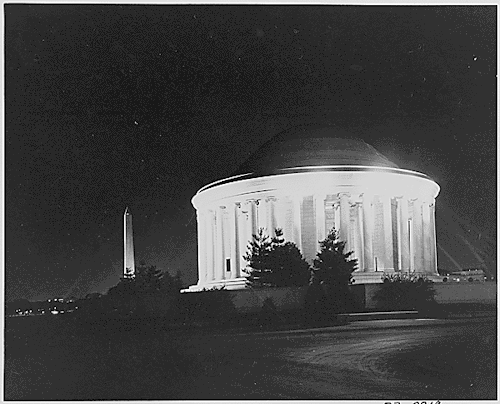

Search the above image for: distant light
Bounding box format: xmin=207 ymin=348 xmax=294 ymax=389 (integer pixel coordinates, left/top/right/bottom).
xmin=134 ymin=121 xmax=138 ymax=125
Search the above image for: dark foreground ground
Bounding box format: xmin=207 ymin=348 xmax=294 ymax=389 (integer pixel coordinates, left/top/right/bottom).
xmin=5 ymin=314 xmax=497 ymax=400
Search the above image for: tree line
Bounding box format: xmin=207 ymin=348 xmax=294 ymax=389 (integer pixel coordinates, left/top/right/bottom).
xmin=6 ymin=227 xmax=437 ymax=323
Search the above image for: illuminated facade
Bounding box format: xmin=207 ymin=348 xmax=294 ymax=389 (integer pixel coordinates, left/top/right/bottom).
xmin=184 ymin=125 xmax=441 ymax=291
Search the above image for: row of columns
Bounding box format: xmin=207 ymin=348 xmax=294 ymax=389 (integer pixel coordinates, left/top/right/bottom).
xmin=196 ymin=193 xmax=437 ymax=285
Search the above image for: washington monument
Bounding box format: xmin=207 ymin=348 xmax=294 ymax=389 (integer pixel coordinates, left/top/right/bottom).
xmin=124 ymin=207 xmax=135 ymax=278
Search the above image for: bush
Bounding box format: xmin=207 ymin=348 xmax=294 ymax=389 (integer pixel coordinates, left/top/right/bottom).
xmin=176 ymin=288 xmax=237 ymax=326
xmin=243 ymin=228 xmax=311 ymax=287
xmin=373 ymin=273 xmax=436 ymax=311
xmin=305 ymin=229 xmax=359 ymax=318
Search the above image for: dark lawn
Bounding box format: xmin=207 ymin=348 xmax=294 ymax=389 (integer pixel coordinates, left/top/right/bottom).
xmin=4 ymin=314 xmax=496 ymax=400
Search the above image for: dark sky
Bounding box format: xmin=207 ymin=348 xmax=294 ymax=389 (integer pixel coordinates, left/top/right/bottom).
xmin=5 ymin=5 xmax=496 ymax=301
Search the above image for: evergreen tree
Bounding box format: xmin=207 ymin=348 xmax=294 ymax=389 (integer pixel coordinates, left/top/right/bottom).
xmin=159 ymin=269 xmax=184 ymax=293
xmin=268 ymin=229 xmax=311 ymax=287
xmin=243 ymin=228 xmax=273 ymax=286
xmin=106 ymin=264 xmax=181 ymax=317
xmin=309 ymin=228 xmax=358 ymax=314
xmin=244 ymin=228 xmax=311 ymax=287
xmin=134 ymin=264 xmax=164 ymax=293
xmin=312 ymin=228 xmax=358 ymax=287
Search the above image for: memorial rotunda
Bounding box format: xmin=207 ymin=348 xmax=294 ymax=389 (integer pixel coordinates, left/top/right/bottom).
xmin=184 ymin=125 xmax=441 ymax=291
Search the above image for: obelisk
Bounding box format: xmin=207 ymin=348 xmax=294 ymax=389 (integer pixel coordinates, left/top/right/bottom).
xmin=124 ymin=207 xmax=135 ymax=278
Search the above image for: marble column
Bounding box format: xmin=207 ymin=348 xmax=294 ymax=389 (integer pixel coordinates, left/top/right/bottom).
xmin=248 ymin=199 xmax=257 ymax=240
xmin=349 ymin=204 xmax=355 ymax=257
xmin=256 ymin=199 xmax=267 ymax=234
xmin=267 ymin=197 xmax=277 ymax=237
xmin=292 ymin=197 xmax=302 ymax=250
xmin=430 ymin=202 xmax=438 ymax=274
xmin=301 ymin=196 xmax=315 ymax=263
xmin=216 ymin=206 xmax=225 ymax=281
xmin=243 ymin=200 xmax=255 ymax=278
xmin=334 ymin=200 xmax=340 ymax=234
xmin=395 ymin=198 xmax=402 ymax=271
xmin=324 ymin=198 xmax=335 ymax=236
xmin=362 ymin=193 xmax=374 ymax=272
xmin=238 ymin=202 xmax=249 ymax=275
xmin=353 ymin=202 xmax=363 ymax=271
xmin=399 ymin=197 xmax=410 ymax=273
xmin=381 ymin=195 xmax=394 ymax=271
xmin=315 ymin=194 xmax=326 ymax=249
xmin=412 ymin=199 xmax=424 ymax=273
xmin=391 ymin=198 xmax=399 ymax=271
xmin=206 ymin=209 xmax=215 ymax=282
xmin=408 ymin=212 xmax=415 ymax=273
xmin=356 ymin=202 xmax=365 ymax=272
xmin=273 ymin=196 xmax=286 ymax=236
xmin=422 ymin=200 xmax=432 ymax=274
xmin=282 ymin=197 xmax=294 ymax=243
xmin=230 ymin=202 xmax=240 ymax=279
xmin=339 ymin=193 xmax=351 ymax=250
xmin=196 ymin=211 xmax=206 ymax=285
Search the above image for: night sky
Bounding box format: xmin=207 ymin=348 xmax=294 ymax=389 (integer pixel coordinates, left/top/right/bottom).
xmin=5 ymin=5 xmax=496 ymax=301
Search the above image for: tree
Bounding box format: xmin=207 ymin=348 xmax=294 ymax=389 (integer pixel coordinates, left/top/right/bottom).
xmin=160 ymin=269 xmax=184 ymax=293
xmin=106 ymin=264 xmax=182 ymax=318
xmin=243 ymin=228 xmax=273 ymax=286
xmin=312 ymin=229 xmax=358 ymax=287
xmin=309 ymin=228 xmax=358 ymax=315
xmin=267 ymin=229 xmax=311 ymax=287
xmin=243 ymin=228 xmax=311 ymax=287
xmin=134 ymin=264 xmax=164 ymax=293
xmin=107 ymin=264 xmax=166 ymax=298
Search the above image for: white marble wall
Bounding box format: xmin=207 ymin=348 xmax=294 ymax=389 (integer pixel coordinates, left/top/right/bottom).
xmin=196 ymin=192 xmax=438 ymax=288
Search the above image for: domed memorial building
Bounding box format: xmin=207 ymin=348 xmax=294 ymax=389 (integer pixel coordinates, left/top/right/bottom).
xmin=184 ymin=125 xmax=441 ymax=291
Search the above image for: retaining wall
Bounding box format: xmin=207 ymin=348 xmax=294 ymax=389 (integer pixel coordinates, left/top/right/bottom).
xmin=228 ymin=286 xmax=309 ymax=313
xmin=432 ymin=282 xmax=497 ymax=304
xmin=361 ymin=282 xmax=497 ymax=309
xmin=182 ymin=282 xmax=496 ymax=313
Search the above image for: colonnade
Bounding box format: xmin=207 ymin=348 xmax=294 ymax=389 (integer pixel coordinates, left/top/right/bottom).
xmin=195 ymin=192 xmax=438 ymax=287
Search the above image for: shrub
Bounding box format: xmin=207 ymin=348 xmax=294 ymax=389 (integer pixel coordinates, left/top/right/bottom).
xmin=373 ymin=273 xmax=436 ymax=311
xmin=306 ymin=228 xmax=358 ymax=316
xmin=243 ymin=228 xmax=311 ymax=287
